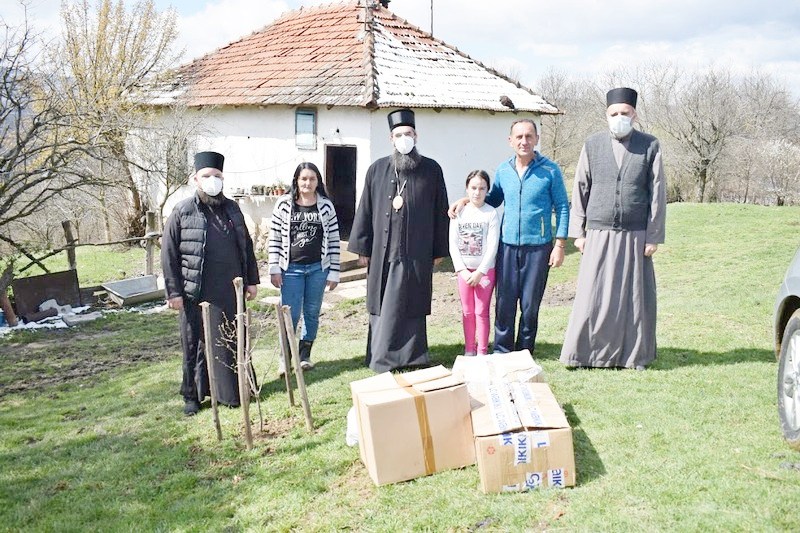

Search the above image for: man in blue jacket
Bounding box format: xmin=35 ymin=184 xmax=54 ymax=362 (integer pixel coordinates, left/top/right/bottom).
xmin=451 ymin=119 xmax=569 ymax=353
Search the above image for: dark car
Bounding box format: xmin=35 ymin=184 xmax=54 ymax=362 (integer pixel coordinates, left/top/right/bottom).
xmin=775 ymin=246 xmax=800 ymax=449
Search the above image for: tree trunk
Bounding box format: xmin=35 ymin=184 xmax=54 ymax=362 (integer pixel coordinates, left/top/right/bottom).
xmin=100 ymin=188 xmax=113 ymax=243
xmin=698 ymin=166 xmax=708 ymax=203
xmin=110 ymin=139 xmax=148 ymax=239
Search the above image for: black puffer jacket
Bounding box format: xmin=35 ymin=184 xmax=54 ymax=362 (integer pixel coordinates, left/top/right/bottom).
xmin=161 ymin=194 xmax=260 ymax=301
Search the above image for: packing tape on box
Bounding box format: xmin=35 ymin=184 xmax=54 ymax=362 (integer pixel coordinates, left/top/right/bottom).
xmin=485 ymin=383 xmax=517 ymax=433
xmin=394 ymin=374 xmax=437 ymax=476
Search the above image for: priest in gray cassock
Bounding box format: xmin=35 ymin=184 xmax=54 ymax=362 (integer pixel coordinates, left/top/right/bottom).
xmin=348 ymin=108 xmax=450 ymax=372
xmin=560 ymin=87 xmax=666 ymax=370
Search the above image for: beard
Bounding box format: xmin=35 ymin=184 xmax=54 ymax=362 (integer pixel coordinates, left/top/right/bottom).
xmin=197 ymin=189 xmax=225 ymax=207
xmin=392 ymin=147 xmax=421 ymax=172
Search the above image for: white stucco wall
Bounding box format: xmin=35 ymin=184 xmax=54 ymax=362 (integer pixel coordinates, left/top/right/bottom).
xmin=157 ymin=105 xmax=542 ymax=247
xmin=367 ymin=108 xmax=541 ymax=205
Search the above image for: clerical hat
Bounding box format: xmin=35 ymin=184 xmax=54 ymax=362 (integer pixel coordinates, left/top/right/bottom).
xmin=606 ymin=87 xmax=638 ymax=108
xmin=194 ymin=151 xmax=225 ymax=172
xmin=387 ymin=108 xmax=415 ymax=131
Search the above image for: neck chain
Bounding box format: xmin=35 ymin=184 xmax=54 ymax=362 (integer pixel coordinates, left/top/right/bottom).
xmin=393 ymin=167 xmax=407 ymax=211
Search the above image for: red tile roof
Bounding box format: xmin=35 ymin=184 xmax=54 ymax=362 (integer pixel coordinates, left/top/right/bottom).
xmin=152 ymin=1 xmax=558 ymax=114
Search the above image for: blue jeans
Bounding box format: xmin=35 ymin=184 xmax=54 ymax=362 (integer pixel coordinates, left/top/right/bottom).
xmin=494 ymin=242 xmax=552 ymax=353
xmin=281 ymin=262 xmax=328 ymax=341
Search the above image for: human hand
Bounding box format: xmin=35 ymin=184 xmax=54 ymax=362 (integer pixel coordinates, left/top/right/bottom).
xmin=245 ymin=285 xmax=258 ymax=300
xmin=644 ymin=243 xmax=658 ymax=257
xmin=574 ymin=238 xmax=586 ymax=254
xmin=270 ymin=273 xmax=282 ymax=288
xmin=447 ymin=198 xmax=469 ymax=219
xmin=167 ymin=296 xmax=184 ymax=310
xmin=434 ymin=257 xmax=443 ymax=267
xmin=327 ymin=280 xmax=338 ymax=291
xmin=549 ymin=245 xmax=564 ymax=267
xmin=358 ymin=255 xmax=370 ymax=267
xmin=466 ymin=270 xmax=484 ymax=287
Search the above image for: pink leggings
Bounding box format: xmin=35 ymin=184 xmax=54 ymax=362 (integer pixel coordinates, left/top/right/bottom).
xmin=457 ymin=268 xmax=496 ymax=354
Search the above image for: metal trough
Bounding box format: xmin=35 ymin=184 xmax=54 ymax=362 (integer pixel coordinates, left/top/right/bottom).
xmin=102 ymin=275 xmax=164 ymax=306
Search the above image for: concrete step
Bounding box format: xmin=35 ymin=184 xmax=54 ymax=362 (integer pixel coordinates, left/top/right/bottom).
xmin=339 ymin=242 xmax=360 ymax=272
xmin=339 ymin=266 xmax=367 ymax=283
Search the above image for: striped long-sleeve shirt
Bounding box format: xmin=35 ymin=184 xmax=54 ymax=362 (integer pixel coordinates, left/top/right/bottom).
xmin=268 ymin=194 xmax=341 ymax=282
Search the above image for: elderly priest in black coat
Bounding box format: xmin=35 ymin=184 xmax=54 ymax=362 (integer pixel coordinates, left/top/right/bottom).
xmin=348 ymin=109 xmax=450 ymax=372
xmin=161 ymin=151 xmax=260 ymax=416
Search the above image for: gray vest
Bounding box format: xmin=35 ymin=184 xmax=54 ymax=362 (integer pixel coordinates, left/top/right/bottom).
xmin=584 ymin=129 xmax=659 ymax=232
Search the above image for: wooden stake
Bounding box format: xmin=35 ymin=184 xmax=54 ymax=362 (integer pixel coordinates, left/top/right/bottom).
xmin=61 ymin=220 xmax=77 ymax=271
xmin=200 ymin=302 xmax=222 ymax=442
xmin=275 ymin=303 xmax=295 ymax=407
xmin=246 ymin=308 xmax=265 ymax=433
xmin=233 ymin=277 xmax=253 ymax=450
xmin=144 ymin=211 xmax=157 ymax=276
xmin=0 ymin=292 xmax=18 ymax=327
xmin=282 ymin=305 xmax=313 ymax=431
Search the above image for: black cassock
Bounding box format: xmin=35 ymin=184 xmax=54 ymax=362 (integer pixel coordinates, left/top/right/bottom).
xmin=162 ymin=201 xmax=258 ymax=406
xmin=348 ymin=155 xmax=449 ymax=372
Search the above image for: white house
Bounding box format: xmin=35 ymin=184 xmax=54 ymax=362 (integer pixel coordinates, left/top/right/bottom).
xmin=151 ymin=0 xmax=559 ymax=247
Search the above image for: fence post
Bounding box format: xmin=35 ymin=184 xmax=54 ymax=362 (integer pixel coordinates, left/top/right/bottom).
xmin=145 ymin=211 xmax=157 ymax=276
xmin=61 ymin=220 xmax=77 ymax=270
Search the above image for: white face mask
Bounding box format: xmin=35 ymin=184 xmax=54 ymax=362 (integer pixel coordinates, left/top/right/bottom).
xmin=608 ymin=115 xmax=633 ymax=139
xmin=394 ymin=135 xmax=415 ymax=155
xmin=200 ymin=176 xmax=223 ymax=196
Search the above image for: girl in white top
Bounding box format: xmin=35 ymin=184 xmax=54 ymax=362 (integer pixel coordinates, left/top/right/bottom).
xmin=449 ymin=170 xmax=500 ymax=355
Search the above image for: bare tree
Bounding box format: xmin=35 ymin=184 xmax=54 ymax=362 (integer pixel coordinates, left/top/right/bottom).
xmin=126 ymin=104 xmax=212 ymax=222
xmin=0 ymin=15 xmax=102 ymax=271
xmin=642 ymin=66 xmax=743 ymax=202
xmin=758 ymin=139 xmax=800 ymax=206
xmin=535 ymin=68 xmax=605 ymax=177
xmin=58 ymin=0 xmax=179 ymax=238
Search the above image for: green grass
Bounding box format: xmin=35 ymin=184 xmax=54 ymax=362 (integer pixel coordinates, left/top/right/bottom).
xmin=20 ymin=245 xmax=151 ymax=286
xmin=2 ymin=203 xmax=800 ymax=531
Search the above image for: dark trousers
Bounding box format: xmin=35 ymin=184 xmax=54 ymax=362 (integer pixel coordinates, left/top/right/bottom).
xmin=180 ymin=301 xmax=210 ymax=402
xmin=493 ymin=242 xmax=552 ymax=353
xmin=179 ymin=299 xmax=241 ymax=407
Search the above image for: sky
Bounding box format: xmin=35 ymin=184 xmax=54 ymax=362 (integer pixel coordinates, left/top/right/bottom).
xmin=4 ymin=0 xmax=800 ymax=98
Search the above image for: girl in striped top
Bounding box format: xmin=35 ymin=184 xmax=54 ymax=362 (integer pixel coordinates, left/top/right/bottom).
xmin=268 ymin=162 xmax=340 ymax=371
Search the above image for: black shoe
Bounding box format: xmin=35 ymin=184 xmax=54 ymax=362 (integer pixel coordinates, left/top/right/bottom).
xmin=183 ymin=400 xmax=201 ymax=416
xmin=299 ymin=340 xmax=314 ymax=370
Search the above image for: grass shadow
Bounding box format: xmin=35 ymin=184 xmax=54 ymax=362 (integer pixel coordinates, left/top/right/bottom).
xmin=492 ymin=343 xmax=775 ymax=370
xmin=655 ymin=346 xmax=774 ymax=369
xmin=256 ymin=354 xmax=365 ymax=400
xmin=562 ymin=403 xmax=607 ymax=486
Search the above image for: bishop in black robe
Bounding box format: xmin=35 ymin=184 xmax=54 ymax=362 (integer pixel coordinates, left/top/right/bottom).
xmin=348 ymin=109 xmax=449 ymax=372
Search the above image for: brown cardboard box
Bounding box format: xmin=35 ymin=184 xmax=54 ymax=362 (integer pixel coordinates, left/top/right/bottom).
xmin=350 ymin=365 xmax=476 ymax=486
xmin=451 ymin=350 xmax=545 ymax=387
xmin=471 ymin=381 xmax=575 ymax=493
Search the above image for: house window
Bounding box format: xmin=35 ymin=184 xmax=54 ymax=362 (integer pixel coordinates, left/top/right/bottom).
xmin=295 ymin=108 xmax=317 ymax=150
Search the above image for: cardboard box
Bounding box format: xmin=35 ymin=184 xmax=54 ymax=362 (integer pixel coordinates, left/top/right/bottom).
xmin=471 ymin=381 xmax=575 ymax=493
xmin=452 ymin=349 xmax=545 ymax=387
xmin=350 ymin=365 xmax=476 ymax=486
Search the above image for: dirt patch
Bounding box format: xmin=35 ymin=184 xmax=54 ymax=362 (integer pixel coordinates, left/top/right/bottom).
xmin=430 ymin=270 xmax=575 ymax=327
xmin=252 ymin=415 xmax=297 ymax=442
xmin=0 ymin=311 xmax=179 ymax=398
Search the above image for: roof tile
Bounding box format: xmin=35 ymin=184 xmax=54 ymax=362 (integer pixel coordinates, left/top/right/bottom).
xmin=150 ymin=0 xmax=556 ymax=114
